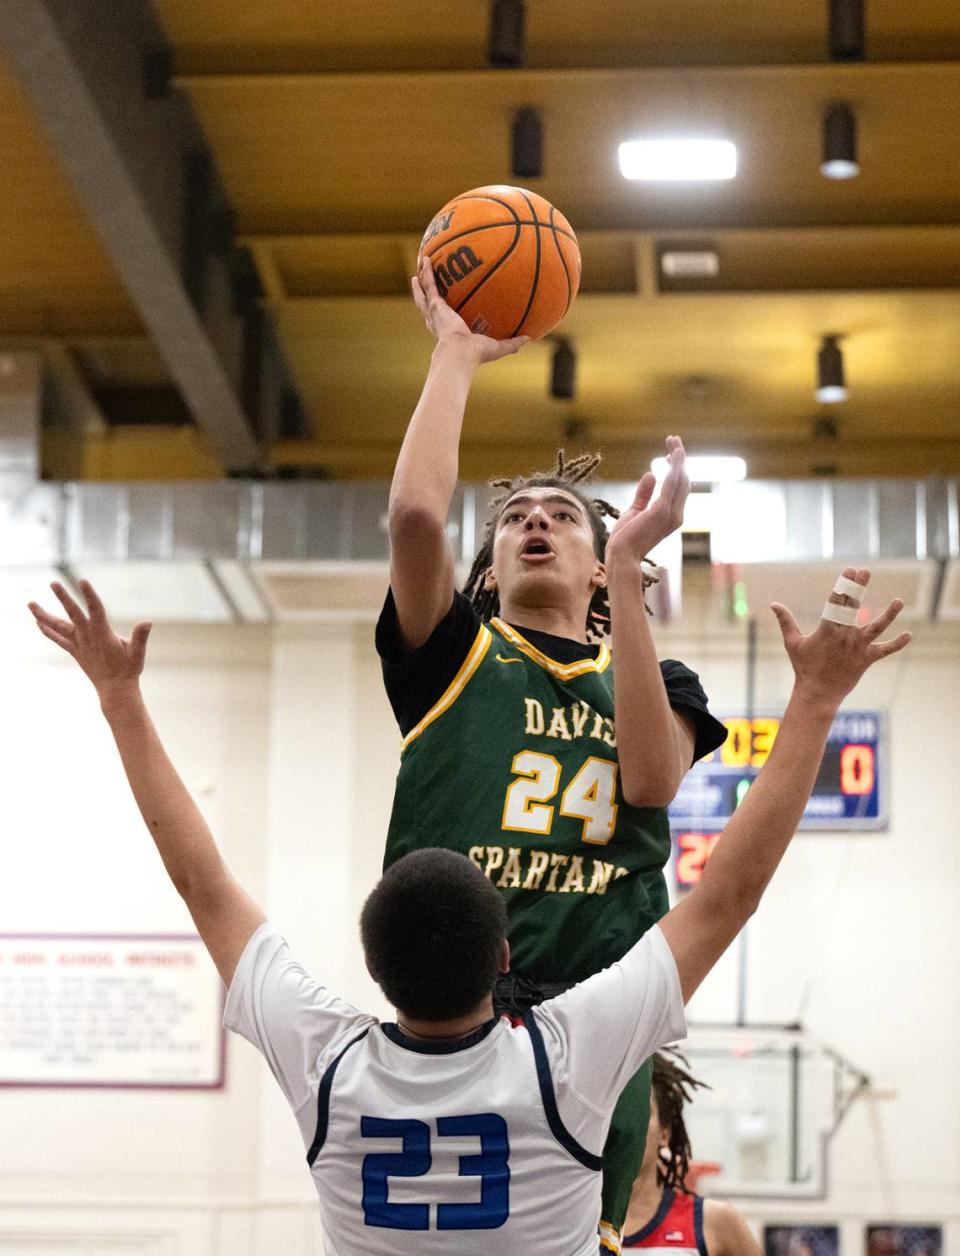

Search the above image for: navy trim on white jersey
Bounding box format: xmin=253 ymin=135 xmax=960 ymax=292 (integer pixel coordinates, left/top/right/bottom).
xmin=520 ymin=1010 xmax=603 ymax=1171
xmin=380 ymin=1018 xmax=499 ymax=1054
xmin=694 ymin=1195 xmax=708 ymax=1256
xmin=306 ymin=1027 xmax=371 ymax=1168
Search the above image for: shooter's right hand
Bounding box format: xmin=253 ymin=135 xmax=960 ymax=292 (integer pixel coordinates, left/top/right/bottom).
xmin=412 ymin=255 xmax=529 ymax=364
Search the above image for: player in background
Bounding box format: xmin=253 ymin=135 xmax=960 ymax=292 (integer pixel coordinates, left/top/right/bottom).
xmin=26 ymin=568 xmax=909 ymax=1255
xmin=622 ymin=1052 xmax=760 ymax=1254
xmin=380 ymin=256 xmax=727 ymax=1250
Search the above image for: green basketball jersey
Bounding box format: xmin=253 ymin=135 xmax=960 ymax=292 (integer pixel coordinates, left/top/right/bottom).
xmin=384 ymin=617 xmax=671 ymax=984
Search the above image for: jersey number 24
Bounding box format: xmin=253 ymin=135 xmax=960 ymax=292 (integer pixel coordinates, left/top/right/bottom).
xmin=503 ymin=751 xmax=618 ymax=845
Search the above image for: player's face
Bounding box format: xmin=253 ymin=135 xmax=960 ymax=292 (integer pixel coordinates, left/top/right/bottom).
xmin=486 ymin=487 xmax=605 ymax=609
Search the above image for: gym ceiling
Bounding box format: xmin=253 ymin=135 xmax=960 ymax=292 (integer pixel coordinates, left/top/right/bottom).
xmin=2 ymin=0 xmax=960 ymax=483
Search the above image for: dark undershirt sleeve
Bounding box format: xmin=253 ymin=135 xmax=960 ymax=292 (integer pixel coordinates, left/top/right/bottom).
xmin=659 ymin=658 xmax=728 ymax=763
xmin=375 ymin=590 xmax=727 ymax=760
xmin=375 ymin=589 xmax=485 ymax=737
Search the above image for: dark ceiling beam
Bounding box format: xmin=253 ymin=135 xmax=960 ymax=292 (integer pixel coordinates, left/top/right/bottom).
xmin=0 ymin=0 xmax=304 ymax=474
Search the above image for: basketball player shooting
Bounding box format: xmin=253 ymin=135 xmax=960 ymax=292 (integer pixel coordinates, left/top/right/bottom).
xmin=380 ymin=256 xmax=727 ymax=1249
xmin=27 ymin=569 xmax=909 ymax=1256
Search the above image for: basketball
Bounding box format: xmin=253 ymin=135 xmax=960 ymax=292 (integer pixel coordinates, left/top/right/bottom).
xmin=417 ymin=185 xmax=581 ymax=341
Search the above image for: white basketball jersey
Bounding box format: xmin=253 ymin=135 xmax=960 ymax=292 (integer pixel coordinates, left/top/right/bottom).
xmin=225 ymin=922 xmax=685 ymax=1256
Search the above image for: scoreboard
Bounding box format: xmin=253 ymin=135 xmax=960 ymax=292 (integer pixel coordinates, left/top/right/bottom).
xmin=670 ymin=709 xmax=887 ymax=889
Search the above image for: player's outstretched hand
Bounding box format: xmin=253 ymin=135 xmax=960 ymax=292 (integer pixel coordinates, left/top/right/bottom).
xmin=28 ymin=580 xmax=151 ymax=701
xmin=412 ymin=255 xmax=529 ymax=364
xmin=606 ymin=435 xmax=690 ymax=563
xmin=771 ymin=567 xmax=911 ymax=705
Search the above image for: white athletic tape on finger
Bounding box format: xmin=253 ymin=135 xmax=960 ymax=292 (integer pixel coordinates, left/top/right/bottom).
xmin=832 ymin=575 xmax=865 ymax=603
xmin=821 ymin=601 xmax=860 ymax=626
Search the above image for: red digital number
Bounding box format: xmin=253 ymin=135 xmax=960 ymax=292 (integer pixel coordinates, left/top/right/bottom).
xmin=840 ymin=744 xmax=875 ymax=796
xmin=676 ymin=832 xmax=721 ymax=887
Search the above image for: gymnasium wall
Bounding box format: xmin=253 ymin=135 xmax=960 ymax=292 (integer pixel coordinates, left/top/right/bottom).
xmin=0 ymin=604 xmax=957 ymax=1253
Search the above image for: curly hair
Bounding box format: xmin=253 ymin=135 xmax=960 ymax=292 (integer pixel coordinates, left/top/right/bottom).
xmin=462 ymin=450 xmax=659 ymax=639
xmin=651 ymin=1049 xmax=710 ymax=1192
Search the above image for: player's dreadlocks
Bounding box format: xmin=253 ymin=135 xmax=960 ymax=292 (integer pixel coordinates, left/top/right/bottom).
xmin=462 ymin=450 xmax=659 ymax=638
xmin=651 ymin=1049 xmax=710 ymax=1193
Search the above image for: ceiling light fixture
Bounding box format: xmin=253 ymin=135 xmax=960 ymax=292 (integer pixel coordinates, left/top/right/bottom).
xmin=651 ymin=455 xmax=747 ymax=484
xmin=816 ymin=335 xmax=848 ymax=403
xmin=619 ymin=139 xmax=737 ymax=182
xmin=550 ymin=339 xmax=576 ymax=399
xmin=821 ymin=103 xmax=859 ymax=179
xmin=828 ymin=0 xmax=865 ymax=61
xmin=660 ymin=250 xmax=720 ymax=277
xmin=488 ymin=0 xmax=525 ymax=68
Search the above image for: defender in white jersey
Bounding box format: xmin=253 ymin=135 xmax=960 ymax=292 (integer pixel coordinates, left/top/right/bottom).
xmin=27 ymin=570 xmax=909 ymax=1254
xmin=227 ymin=913 xmax=683 ymax=1256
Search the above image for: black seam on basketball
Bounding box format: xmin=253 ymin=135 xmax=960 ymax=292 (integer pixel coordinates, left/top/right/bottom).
xmin=422 ymin=219 xmax=577 ymax=257
xmin=549 ymin=205 xmax=573 ymax=317
xmin=510 ymin=189 xmax=542 ymax=337
xmin=447 ymin=196 xmax=523 ymax=317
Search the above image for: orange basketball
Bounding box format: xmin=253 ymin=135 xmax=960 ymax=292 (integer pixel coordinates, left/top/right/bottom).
xmin=417 ymin=185 xmax=581 ymax=340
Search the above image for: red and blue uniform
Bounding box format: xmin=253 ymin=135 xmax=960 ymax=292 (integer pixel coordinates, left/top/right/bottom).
xmin=623 ymin=1189 xmax=708 ymax=1254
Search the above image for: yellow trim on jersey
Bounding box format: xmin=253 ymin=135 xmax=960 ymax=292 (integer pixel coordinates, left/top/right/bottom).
xmin=401 ymin=624 xmax=493 ymax=750
xmin=491 ymin=618 xmax=611 ymax=679
xmin=598 ymin=1220 xmax=622 ymax=1253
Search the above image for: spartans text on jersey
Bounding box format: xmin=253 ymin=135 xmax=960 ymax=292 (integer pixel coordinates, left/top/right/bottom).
xmin=469 ymin=845 xmax=629 ymax=894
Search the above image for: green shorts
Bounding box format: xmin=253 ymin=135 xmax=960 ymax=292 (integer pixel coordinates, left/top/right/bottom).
xmin=599 ymin=1059 xmax=652 ymax=1250
xmin=494 ymin=976 xmax=651 ymax=1253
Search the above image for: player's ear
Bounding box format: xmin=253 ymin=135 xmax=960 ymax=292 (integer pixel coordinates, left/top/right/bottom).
xmin=591 ymin=560 xmax=607 ymax=589
xmin=499 ymin=938 xmax=510 ymax=975
xmin=483 ymin=566 xmax=498 ymax=592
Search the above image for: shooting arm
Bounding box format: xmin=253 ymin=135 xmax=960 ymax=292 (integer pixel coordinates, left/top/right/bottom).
xmin=390 ymin=260 xmax=528 ymax=650
xmin=388 ymin=339 xmax=478 ymax=649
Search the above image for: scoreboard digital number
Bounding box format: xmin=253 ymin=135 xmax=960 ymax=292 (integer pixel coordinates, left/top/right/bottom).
xmin=670 ymin=710 xmax=886 ymax=888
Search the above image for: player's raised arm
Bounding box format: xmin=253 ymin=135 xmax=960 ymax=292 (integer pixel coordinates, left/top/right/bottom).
xmin=388 ymin=258 xmax=529 ymax=650
xmin=28 ymin=580 xmax=265 ymax=987
xmin=604 ymin=436 xmax=695 ymax=806
xmin=659 ymin=567 xmax=911 ymax=1002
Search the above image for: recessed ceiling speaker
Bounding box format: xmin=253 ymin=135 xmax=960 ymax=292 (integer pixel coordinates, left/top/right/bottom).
xmin=550 ymin=340 xmax=576 ymax=399
xmin=489 ymin=0 xmax=526 ymax=67
xmin=512 ymin=108 xmax=543 ymax=178
xmin=828 ymin=0 xmax=865 ymax=61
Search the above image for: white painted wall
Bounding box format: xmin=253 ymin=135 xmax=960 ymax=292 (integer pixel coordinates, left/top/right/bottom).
xmin=2 ymin=600 xmax=959 ymax=1253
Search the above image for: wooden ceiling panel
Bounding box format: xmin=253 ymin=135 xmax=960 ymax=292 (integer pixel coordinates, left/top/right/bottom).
xmin=256 ymin=224 xmax=960 ymax=302
xmin=157 ymin=1 xmax=960 ymax=74
xmin=0 ymin=58 xmax=139 ymax=336
xmin=2 ymin=4 xmax=959 ymax=481
xmin=181 ymin=64 xmax=960 ymax=237
xmin=658 ymin=225 xmax=960 ymax=291
xmin=254 ymin=231 xmax=639 ymax=298
xmin=273 ymin=290 xmax=960 ymax=478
